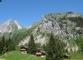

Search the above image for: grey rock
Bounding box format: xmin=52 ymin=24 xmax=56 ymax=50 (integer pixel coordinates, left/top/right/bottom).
xmin=66 ymin=12 xmax=82 ymax=17
xmin=0 ymin=19 xmax=22 ymax=34
xmin=41 ymin=12 xmax=83 ymax=40
xmin=41 ymin=16 xmax=68 ymax=36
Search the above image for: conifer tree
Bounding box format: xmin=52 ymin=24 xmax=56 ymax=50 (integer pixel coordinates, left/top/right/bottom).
xmin=0 ymin=40 xmax=2 ymax=54
xmin=0 ymin=36 xmax=15 ymax=55
xmin=1 ymin=36 xmax=7 ymax=54
xmin=6 ymin=37 xmax=13 ymax=52
xmin=46 ymin=33 xmax=64 ymax=60
xmin=27 ymin=34 xmax=36 ymax=54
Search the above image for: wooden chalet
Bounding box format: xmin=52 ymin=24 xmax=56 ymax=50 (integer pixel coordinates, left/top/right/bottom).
xmin=36 ymin=48 xmax=46 ymax=56
xmin=20 ymin=46 xmax=27 ymax=54
xmin=63 ymin=54 xmax=69 ymax=60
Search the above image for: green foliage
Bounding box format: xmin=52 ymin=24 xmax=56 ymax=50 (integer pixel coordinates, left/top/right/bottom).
xmin=15 ymin=46 xmax=20 ymax=51
xmin=77 ymin=35 xmax=83 ymax=52
xmin=27 ymin=34 xmax=36 ymax=54
xmin=67 ymin=38 xmax=77 ymax=47
xmin=12 ymin=23 xmax=18 ymax=32
xmin=45 ymin=12 xmax=83 ymax=28
xmin=67 ymin=17 xmax=82 ymax=28
xmin=46 ymin=33 xmax=64 ymax=60
xmin=0 ymin=36 xmax=15 ymax=55
xmin=6 ymin=37 xmax=15 ymax=52
xmin=69 ymin=51 xmax=83 ymax=59
xmin=35 ymin=43 xmax=41 ymax=48
xmin=42 ymin=44 xmax=46 ymax=52
xmin=0 ymin=36 xmax=7 ymax=55
xmin=12 ymin=22 xmax=41 ymax=46
xmin=68 ymin=17 xmax=83 ymax=27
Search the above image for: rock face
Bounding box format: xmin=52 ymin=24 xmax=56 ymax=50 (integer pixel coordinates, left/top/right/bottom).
xmin=41 ymin=12 xmax=83 ymax=39
xmin=41 ymin=16 xmax=67 ymax=36
xmin=0 ymin=19 xmax=13 ymax=33
xmin=0 ymin=19 xmax=22 ymax=34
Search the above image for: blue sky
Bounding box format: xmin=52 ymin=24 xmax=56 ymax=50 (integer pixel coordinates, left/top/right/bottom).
xmin=0 ymin=0 xmax=83 ymax=26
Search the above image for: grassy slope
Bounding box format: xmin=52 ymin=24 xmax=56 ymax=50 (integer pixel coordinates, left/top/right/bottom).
xmin=0 ymin=51 xmax=45 ymax=60
xmin=0 ymin=51 xmax=83 ymax=60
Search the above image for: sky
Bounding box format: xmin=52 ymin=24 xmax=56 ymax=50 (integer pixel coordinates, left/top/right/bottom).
xmin=0 ymin=0 xmax=83 ymax=26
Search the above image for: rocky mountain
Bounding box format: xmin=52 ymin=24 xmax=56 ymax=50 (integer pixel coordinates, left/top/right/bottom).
xmin=0 ymin=12 xmax=83 ymax=52
xmin=41 ymin=12 xmax=83 ymax=39
xmin=0 ymin=19 xmax=22 ymax=34
xmin=0 ymin=19 xmax=26 ymax=38
xmin=19 ymin=12 xmax=83 ymax=52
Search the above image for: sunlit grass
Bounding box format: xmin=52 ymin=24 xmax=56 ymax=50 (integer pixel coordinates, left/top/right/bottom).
xmin=0 ymin=51 xmax=45 ymax=60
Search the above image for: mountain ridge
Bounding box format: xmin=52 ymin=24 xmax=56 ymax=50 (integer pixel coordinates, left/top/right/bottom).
xmin=19 ymin=12 xmax=83 ymax=52
xmin=0 ymin=19 xmax=23 ymax=34
xmin=0 ymin=12 xmax=83 ymax=52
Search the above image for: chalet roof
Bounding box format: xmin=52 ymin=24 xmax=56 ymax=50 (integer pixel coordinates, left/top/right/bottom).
xmin=20 ymin=46 xmax=27 ymax=49
xmin=37 ymin=48 xmax=42 ymax=50
xmin=21 ymin=49 xmax=26 ymax=51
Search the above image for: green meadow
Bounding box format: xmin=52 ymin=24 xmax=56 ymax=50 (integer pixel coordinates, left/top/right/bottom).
xmin=0 ymin=51 xmax=83 ymax=60
xmin=0 ymin=51 xmax=45 ymax=60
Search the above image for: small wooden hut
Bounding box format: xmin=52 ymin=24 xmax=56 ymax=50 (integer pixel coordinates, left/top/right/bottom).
xmin=20 ymin=46 xmax=27 ymax=54
xmin=63 ymin=54 xmax=69 ymax=60
xmin=36 ymin=48 xmax=46 ymax=56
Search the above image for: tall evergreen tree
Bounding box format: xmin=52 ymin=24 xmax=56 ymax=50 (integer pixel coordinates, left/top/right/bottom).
xmin=0 ymin=40 xmax=2 ymax=55
xmin=46 ymin=33 xmax=64 ymax=60
xmin=6 ymin=37 xmax=13 ymax=52
xmin=1 ymin=36 xmax=7 ymax=54
xmin=0 ymin=36 xmax=15 ymax=55
xmin=27 ymin=34 xmax=36 ymax=54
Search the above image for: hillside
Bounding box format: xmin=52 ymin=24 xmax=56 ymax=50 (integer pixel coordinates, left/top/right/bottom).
xmin=0 ymin=20 xmax=27 ymax=39
xmin=0 ymin=51 xmax=45 ymax=60
xmin=18 ymin=12 xmax=83 ymax=52
xmin=0 ymin=51 xmax=83 ymax=60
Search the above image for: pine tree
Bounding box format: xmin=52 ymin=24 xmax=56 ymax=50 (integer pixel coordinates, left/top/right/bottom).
xmin=0 ymin=36 xmax=15 ymax=55
xmin=46 ymin=33 xmax=64 ymax=60
xmin=27 ymin=34 xmax=36 ymax=54
xmin=0 ymin=40 xmax=2 ymax=55
xmin=1 ymin=36 xmax=7 ymax=54
xmin=6 ymin=37 xmax=13 ymax=52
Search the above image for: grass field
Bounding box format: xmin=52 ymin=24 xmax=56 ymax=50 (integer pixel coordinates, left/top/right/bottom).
xmin=0 ymin=51 xmax=45 ymax=60
xmin=0 ymin=51 xmax=83 ymax=60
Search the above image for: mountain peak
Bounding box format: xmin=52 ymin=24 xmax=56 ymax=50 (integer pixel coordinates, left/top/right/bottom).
xmin=4 ymin=19 xmax=13 ymax=25
xmin=14 ymin=20 xmax=22 ymax=30
xmin=0 ymin=19 xmax=23 ymax=34
xmin=14 ymin=20 xmax=18 ymax=24
xmin=0 ymin=19 xmax=13 ymax=33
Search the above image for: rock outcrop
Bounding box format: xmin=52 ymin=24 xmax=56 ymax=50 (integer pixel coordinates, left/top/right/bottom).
xmin=0 ymin=19 xmax=22 ymax=34
xmin=41 ymin=12 xmax=83 ymax=39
